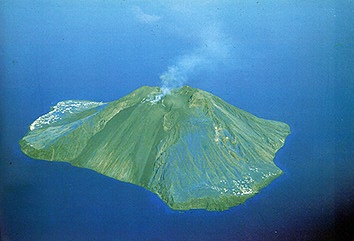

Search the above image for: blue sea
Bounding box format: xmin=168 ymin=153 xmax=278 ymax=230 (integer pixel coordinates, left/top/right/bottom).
xmin=1 ymin=1 xmax=353 ymax=240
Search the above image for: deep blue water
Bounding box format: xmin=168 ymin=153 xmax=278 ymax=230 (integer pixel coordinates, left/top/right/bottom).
xmin=1 ymin=1 xmax=353 ymax=241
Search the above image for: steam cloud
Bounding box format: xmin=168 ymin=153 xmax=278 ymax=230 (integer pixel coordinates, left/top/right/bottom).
xmin=132 ymin=6 xmax=161 ymax=24
xmin=160 ymin=26 xmax=231 ymax=95
xmin=132 ymin=5 xmax=232 ymax=96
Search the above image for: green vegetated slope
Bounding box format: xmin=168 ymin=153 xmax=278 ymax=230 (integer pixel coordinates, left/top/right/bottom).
xmin=20 ymin=86 xmax=290 ymax=211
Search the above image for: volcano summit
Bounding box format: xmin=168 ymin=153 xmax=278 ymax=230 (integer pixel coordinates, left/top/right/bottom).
xmin=20 ymin=86 xmax=290 ymax=211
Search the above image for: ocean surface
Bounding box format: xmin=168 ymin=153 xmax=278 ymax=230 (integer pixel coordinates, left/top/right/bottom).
xmin=1 ymin=1 xmax=353 ymax=240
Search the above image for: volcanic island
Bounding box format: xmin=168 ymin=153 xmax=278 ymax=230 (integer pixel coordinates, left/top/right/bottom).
xmin=20 ymin=86 xmax=290 ymax=211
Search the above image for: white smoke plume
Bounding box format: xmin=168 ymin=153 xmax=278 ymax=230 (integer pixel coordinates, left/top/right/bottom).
xmin=160 ymin=25 xmax=231 ymax=95
xmin=131 ymin=4 xmax=233 ymax=96
xmin=132 ymin=6 xmax=161 ymax=24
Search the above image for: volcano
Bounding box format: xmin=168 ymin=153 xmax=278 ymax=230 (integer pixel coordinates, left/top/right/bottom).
xmin=20 ymin=86 xmax=290 ymax=211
